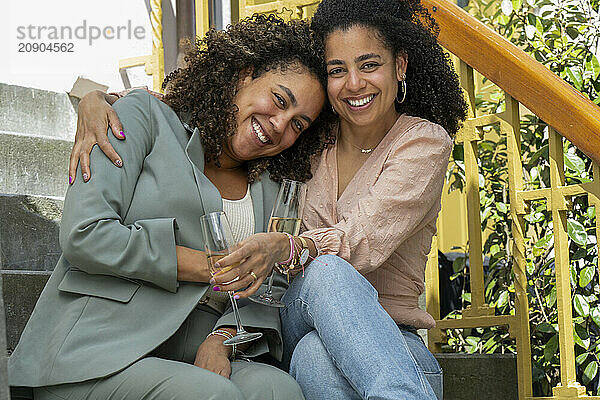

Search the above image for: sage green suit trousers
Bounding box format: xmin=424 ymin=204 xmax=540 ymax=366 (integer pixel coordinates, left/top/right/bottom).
xmin=33 ymin=306 xmax=304 ymax=400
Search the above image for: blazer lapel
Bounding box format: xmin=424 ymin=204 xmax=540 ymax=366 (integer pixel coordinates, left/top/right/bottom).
xmin=184 ymin=127 xmax=223 ymax=215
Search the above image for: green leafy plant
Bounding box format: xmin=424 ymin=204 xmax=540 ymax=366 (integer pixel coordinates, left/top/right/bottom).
xmin=443 ymin=0 xmax=600 ymax=395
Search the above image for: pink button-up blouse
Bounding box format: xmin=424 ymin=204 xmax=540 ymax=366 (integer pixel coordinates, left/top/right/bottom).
xmin=300 ymin=114 xmax=452 ymax=329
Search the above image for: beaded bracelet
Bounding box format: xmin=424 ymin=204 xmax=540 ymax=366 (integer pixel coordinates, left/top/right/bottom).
xmin=282 ymin=233 xmax=295 ymax=265
xmin=273 ymin=233 xmax=295 ymax=280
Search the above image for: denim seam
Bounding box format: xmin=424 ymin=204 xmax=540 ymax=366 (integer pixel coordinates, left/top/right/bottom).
xmin=423 ymin=369 xmax=443 ymax=375
xmin=281 ymin=298 xmax=313 ymax=341
xmin=296 ymin=297 xmax=315 ymax=332
xmin=319 ymin=339 xmax=368 ymax=400
xmin=396 ymin=330 xmax=431 ymax=395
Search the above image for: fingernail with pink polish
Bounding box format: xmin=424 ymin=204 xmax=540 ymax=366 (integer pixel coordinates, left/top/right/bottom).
xmin=83 ymin=173 xmax=89 ymax=181
xmin=119 ymin=131 xmax=126 ymax=138
xmin=68 ymin=176 xmax=72 ymax=184
xmin=234 ymin=294 xmax=240 ymax=300
xmin=213 ymin=286 xmax=221 ymax=292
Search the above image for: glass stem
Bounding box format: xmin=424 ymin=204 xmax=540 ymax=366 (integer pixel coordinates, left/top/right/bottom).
xmin=228 ymin=292 xmax=245 ymax=334
xmin=265 ymin=272 xmax=275 ymax=295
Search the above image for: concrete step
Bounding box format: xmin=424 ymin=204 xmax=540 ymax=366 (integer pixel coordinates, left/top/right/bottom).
xmin=0 ymin=83 xmax=77 ymax=141
xmin=0 ymin=194 xmax=62 ymax=272
xmin=435 ymin=353 xmax=518 ymax=399
xmin=0 ymin=274 xmax=9 ymax=398
xmin=1 ymin=270 xmax=51 ymax=352
xmin=0 ymin=131 xmax=71 ymax=198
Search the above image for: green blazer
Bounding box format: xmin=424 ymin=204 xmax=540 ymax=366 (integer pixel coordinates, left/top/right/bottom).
xmin=8 ymin=90 xmax=283 ymax=387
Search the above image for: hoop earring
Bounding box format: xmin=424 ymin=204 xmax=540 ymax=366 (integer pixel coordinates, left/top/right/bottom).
xmin=396 ymin=80 xmax=407 ymax=104
xmin=331 ymin=105 xmax=338 ymax=115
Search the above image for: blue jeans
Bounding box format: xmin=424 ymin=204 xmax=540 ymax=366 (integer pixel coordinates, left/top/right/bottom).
xmin=280 ymin=255 xmax=442 ymax=400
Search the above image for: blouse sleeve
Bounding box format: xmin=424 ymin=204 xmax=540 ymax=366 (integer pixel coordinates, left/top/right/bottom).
xmin=301 ymin=122 xmax=452 ymax=274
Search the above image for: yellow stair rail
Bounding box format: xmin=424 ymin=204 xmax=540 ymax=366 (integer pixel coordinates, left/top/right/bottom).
xmin=118 ymin=0 xmax=165 ymax=92
xmin=119 ymin=0 xmax=209 ymax=92
xmin=422 ymin=0 xmax=600 ymax=164
xmin=237 ymin=0 xmax=320 ymax=19
xmin=195 ymin=0 xmax=210 ymax=40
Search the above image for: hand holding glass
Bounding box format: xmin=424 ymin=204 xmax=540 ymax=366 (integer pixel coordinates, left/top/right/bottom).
xmin=200 ymin=211 xmax=263 ymax=345
xmin=249 ymin=179 xmax=307 ymax=307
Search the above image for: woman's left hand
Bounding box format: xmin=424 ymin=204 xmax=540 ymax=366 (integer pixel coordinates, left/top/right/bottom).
xmin=194 ymin=335 xmax=232 ymax=378
xmin=210 ymin=232 xmax=289 ymax=298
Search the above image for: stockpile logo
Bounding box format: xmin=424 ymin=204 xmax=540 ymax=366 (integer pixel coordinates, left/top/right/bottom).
xmin=15 ymin=20 xmax=146 ymax=53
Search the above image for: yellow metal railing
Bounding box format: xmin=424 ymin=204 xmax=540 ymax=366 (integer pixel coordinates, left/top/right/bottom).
xmin=119 ymin=0 xmax=209 ymax=92
xmin=426 ymin=87 xmax=538 ymax=398
xmin=118 ymin=0 xmax=165 ymax=92
xmin=420 ymin=0 xmax=600 ymax=162
xmin=236 ymin=0 xmax=319 ymax=20
xmin=195 ymin=0 xmax=210 ymax=39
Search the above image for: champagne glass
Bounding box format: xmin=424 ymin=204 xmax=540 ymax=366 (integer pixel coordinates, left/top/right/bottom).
xmin=249 ymin=179 xmax=307 ymax=307
xmin=200 ymin=211 xmax=263 ymax=345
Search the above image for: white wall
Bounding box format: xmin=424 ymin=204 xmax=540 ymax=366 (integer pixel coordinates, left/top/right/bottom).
xmin=2 ymin=0 xmax=156 ymax=93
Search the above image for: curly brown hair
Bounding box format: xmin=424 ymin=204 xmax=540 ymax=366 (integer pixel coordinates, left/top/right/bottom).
xmin=162 ymin=14 xmax=336 ymax=183
xmin=311 ymin=0 xmax=467 ymax=136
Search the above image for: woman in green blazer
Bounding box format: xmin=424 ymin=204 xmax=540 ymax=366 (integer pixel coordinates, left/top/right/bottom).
xmin=8 ymin=15 xmax=335 ymax=400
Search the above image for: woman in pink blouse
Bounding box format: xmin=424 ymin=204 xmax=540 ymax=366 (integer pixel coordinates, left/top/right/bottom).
xmin=272 ymin=0 xmax=465 ymax=397
xmin=253 ymin=1 xmax=464 ymax=398
xmin=256 ymin=0 xmax=465 ymax=397
xmin=70 ymin=0 xmax=466 ymax=398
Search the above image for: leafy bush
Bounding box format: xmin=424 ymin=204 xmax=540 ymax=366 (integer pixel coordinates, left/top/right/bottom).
xmin=443 ymin=0 xmax=600 ymax=395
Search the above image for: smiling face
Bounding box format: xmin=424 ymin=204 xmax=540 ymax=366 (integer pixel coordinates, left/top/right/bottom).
xmin=222 ymin=65 xmax=325 ymax=165
xmin=325 ymin=26 xmax=407 ymax=132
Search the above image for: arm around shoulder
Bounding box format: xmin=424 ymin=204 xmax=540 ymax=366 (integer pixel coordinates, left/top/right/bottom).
xmin=60 ymin=91 xmax=179 ymax=292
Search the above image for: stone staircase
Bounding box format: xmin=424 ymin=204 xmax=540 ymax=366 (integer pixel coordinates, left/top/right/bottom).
xmin=0 ymin=83 xmax=73 ymax=353
xmin=0 ymin=83 xmax=74 ymax=200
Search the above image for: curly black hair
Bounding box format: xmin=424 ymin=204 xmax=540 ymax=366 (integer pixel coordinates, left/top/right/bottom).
xmin=162 ymin=14 xmax=337 ymax=182
xmin=311 ymin=0 xmax=467 ymax=136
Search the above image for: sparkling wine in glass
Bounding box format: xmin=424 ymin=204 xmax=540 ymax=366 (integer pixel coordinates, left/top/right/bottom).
xmin=200 ymin=211 xmax=263 ymax=345
xmin=267 ymin=217 xmax=302 ymax=236
xmin=249 ymin=179 xmax=307 ymax=308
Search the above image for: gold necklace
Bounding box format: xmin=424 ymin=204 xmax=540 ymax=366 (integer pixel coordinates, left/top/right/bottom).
xmin=339 ymin=135 xmax=375 ymax=154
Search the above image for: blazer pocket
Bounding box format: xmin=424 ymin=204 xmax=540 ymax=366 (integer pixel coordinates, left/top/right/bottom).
xmin=58 ymin=269 xmax=141 ymax=303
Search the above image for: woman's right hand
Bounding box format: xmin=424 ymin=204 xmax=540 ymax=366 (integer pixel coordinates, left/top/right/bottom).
xmin=210 ymin=232 xmax=290 ymax=298
xmin=69 ymin=90 xmax=126 ymax=184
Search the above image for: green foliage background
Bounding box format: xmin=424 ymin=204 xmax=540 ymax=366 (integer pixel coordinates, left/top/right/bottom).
xmin=444 ymin=0 xmax=600 ymax=395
